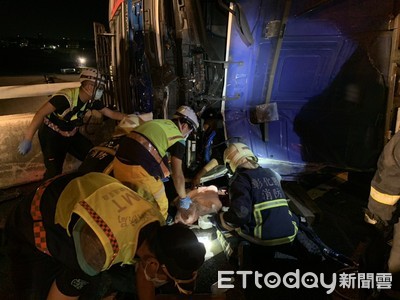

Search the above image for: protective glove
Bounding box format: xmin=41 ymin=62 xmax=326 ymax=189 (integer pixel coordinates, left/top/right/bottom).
xmin=18 ymin=139 xmax=32 ymax=155
xmin=179 ymin=196 xmax=193 ymax=210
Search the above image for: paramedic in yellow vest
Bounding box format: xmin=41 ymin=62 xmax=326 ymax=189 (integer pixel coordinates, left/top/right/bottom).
xmin=4 ymin=172 xmax=205 ymax=300
xmin=214 ymin=142 xmax=299 ymax=247
xmin=365 ymin=130 xmax=400 ymax=274
xmin=17 ymin=68 xmax=127 ymax=180
xmin=113 ymin=106 xmax=200 ymax=220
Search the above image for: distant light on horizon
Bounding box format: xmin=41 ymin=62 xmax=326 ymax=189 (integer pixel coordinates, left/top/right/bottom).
xmin=77 ymin=56 xmax=87 ymax=67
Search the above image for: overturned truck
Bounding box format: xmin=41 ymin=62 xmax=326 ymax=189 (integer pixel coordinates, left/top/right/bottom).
xmin=95 ymin=0 xmax=400 ymax=181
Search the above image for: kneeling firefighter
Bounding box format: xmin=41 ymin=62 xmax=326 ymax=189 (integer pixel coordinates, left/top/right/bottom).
xmin=214 ymin=142 xmax=299 ymax=247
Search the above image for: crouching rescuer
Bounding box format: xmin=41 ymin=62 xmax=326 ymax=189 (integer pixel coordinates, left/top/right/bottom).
xmin=213 ymin=142 xmax=299 ymax=263
xmin=4 ymin=172 xmax=205 ymax=299
xmin=112 ymin=105 xmax=200 ymax=220
xmin=17 ymin=68 xmax=126 ymax=180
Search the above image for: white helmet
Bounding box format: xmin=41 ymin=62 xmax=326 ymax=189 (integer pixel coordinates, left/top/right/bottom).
xmin=223 ymin=142 xmax=258 ymax=172
xmin=79 ymin=68 xmax=105 ymax=85
xmin=172 ymin=105 xmax=199 ymax=132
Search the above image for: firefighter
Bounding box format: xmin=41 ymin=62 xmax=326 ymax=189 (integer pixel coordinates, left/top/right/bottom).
xmin=17 ymin=68 xmax=127 ymax=180
xmin=214 ymin=142 xmax=299 ymax=252
xmin=4 ymin=172 xmax=205 ymax=300
xmin=112 ymin=106 xmax=199 ymax=220
xmin=365 ymin=130 xmax=400 ymax=274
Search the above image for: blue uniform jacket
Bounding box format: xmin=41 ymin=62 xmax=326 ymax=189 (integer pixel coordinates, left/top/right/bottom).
xmin=223 ymin=167 xmax=298 ymax=246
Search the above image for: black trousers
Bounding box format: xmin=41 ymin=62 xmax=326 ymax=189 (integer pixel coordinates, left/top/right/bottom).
xmin=38 ymin=124 xmax=93 ymax=180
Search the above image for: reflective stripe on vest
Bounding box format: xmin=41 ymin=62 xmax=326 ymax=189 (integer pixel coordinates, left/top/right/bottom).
xmin=43 ymin=118 xmax=78 ymax=137
xmin=236 ymin=221 xmax=298 ymax=246
xmin=78 ymin=200 xmax=119 ymax=265
xmin=127 ymin=131 xmax=170 ymax=178
xmin=134 ymin=120 xmax=184 ymax=157
xmin=370 ymin=186 xmax=400 ymax=206
xmin=51 ymin=87 xmax=86 ymax=121
xmin=30 ymin=176 xmax=62 ymax=256
xmin=251 ymin=198 xmax=298 ymax=246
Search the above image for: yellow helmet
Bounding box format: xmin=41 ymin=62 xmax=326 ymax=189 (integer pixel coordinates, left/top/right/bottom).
xmin=223 ymin=142 xmax=258 ymax=172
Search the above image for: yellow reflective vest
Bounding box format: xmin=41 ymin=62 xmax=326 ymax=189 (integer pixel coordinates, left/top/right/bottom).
xmin=55 ymin=173 xmax=164 ymax=275
xmin=49 ymin=87 xmax=87 ymax=122
xmin=133 ymin=119 xmax=184 ymax=157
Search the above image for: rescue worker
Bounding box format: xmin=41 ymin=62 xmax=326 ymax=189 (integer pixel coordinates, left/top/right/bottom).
xmin=5 ymin=172 xmax=205 ymax=300
xmin=191 ymin=107 xmax=227 ymax=188
xmin=17 ymin=68 xmax=127 ymax=180
xmin=214 ymin=142 xmax=299 ymax=249
xmin=112 ymin=106 xmax=200 ymax=220
xmin=78 ymin=112 xmax=153 ymax=175
xmin=365 ymin=130 xmax=400 ymax=274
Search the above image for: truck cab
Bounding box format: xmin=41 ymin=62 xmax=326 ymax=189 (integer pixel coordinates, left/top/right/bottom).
xmin=95 ymin=0 xmax=400 ymax=181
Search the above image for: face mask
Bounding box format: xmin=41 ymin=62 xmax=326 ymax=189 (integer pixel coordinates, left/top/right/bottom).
xmin=144 ymin=262 xmax=168 ymax=288
xmin=94 ymin=89 xmax=104 ymax=100
xmin=183 ymin=129 xmax=193 ymax=140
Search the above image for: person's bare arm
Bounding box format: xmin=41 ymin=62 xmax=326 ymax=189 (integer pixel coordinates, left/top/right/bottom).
xmin=99 ymin=107 xmax=127 ymax=121
xmin=192 ymin=158 xmax=218 ymax=188
xmin=171 ymin=156 xmax=187 ymax=199
xmin=24 ymin=102 xmax=56 ymax=141
xmin=136 ymin=262 xmax=156 ymax=300
xmin=46 ymin=280 xmax=78 ymax=300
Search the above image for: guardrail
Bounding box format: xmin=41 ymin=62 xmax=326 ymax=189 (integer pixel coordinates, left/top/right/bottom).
xmin=0 ymin=82 xmax=79 ymax=100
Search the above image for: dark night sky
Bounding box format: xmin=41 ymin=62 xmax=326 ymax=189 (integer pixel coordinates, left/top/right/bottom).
xmin=0 ymin=0 xmax=109 ymax=39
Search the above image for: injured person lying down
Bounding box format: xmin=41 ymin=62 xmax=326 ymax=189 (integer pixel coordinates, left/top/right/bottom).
xmin=173 ymin=185 xmax=223 ymax=226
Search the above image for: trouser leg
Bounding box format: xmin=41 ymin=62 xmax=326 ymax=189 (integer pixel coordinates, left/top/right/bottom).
xmin=388 ymin=220 xmax=400 ymax=273
xmin=5 ymin=228 xmax=60 ymax=299
xmin=68 ymin=132 xmax=93 ymax=161
xmin=38 ymin=125 xmax=67 ymax=180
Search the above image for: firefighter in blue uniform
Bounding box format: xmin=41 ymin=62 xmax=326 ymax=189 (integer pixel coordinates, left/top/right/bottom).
xmin=214 ymin=142 xmax=299 ymax=264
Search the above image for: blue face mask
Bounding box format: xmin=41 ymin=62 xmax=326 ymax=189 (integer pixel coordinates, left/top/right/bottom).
xmin=94 ymin=89 xmax=103 ymax=100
